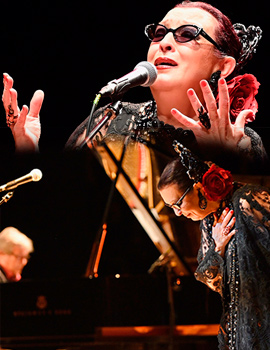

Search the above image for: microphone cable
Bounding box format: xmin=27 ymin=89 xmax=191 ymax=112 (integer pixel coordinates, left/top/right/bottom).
xmin=85 ymin=93 xmax=102 ymax=138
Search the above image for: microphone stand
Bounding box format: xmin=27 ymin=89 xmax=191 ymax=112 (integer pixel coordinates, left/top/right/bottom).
xmin=84 ymin=96 xmax=125 ymax=277
xmin=0 ymin=191 xmax=14 ymax=206
xmin=0 ymin=191 xmax=14 ymax=230
xmin=85 ymin=135 xmax=128 ymax=278
xmin=148 ymin=253 xmax=180 ymax=350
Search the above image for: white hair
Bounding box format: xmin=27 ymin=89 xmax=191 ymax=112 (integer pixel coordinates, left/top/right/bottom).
xmin=0 ymin=227 xmax=34 ymax=254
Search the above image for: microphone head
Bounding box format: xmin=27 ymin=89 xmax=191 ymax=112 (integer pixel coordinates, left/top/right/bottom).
xmin=30 ymin=169 xmax=43 ymax=182
xmin=134 ymin=61 xmax=157 ymax=87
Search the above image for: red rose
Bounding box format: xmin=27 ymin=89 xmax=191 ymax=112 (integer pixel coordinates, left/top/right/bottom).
xmin=216 ymin=74 xmax=260 ymax=124
xmin=202 ymin=164 xmax=233 ymax=201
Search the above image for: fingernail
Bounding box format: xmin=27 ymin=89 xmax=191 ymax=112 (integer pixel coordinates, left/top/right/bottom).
xmin=187 ymin=89 xmax=194 ymax=96
xmin=247 ymin=111 xmax=255 ymax=120
xmin=219 ymin=78 xmax=226 ymax=85
xmin=200 ymin=80 xmax=208 ymax=88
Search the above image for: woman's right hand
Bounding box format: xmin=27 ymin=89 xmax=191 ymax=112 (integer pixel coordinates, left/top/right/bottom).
xmin=212 ymin=207 xmax=236 ymax=257
xmin=2 ymin=73 xmax=44 ymax=152
xmin=171 ymin=78 xmax=253 ymax=156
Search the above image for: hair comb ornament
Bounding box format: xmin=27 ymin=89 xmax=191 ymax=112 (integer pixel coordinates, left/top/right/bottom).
xmin=173 ymin=140 xmax=210 ymax=183
xmin=233 ymin=23 xmax=262 ymax=67
xmin=173 ymin=140 xmax=234 ymax=202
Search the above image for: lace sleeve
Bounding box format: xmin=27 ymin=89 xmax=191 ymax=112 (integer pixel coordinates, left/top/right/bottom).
xmin=229 ymin=185 xmax=270 ymax=348
xmin=238 ymin=127 xmax=268 ymax=164
xmin=236 ymin=185 xmax=270 ymax=247
xmin=194 ymin=220 xmax=224 ymax=295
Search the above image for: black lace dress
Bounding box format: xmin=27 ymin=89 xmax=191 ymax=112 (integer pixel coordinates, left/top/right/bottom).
xmin=195 ymin=183 xmax=270 ymax=350
xmin=66 ymin=101 xmax=268 ymax=174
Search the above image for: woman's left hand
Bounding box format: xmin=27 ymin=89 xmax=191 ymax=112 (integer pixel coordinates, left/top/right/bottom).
xmin=2 ymin=73 xmax=44 ymax=152
xmin=171 ymin=78 xmax=253 ymax=155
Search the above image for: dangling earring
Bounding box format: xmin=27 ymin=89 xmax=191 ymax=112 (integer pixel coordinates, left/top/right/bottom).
xmin=198 ymin=190 xmax=207 ymax=210
xmin=208 ymin=70 xmax=221 ymax=97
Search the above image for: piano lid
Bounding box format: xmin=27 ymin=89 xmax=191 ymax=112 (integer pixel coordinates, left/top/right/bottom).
xmin=85 ymin=135 xmax=192 ymax=278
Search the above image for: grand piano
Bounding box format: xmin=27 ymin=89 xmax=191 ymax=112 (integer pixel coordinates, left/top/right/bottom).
xmin=0 ymin=105 xmax=225 ymax=350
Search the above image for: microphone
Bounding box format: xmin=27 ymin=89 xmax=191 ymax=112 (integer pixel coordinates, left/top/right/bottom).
xmin=0 ymin=169 xmax=43 ymax=192
xmin=98 ymin=61 xmax=157 ymax=98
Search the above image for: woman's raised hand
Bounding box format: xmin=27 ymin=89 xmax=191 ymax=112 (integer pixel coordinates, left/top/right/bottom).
xmin=2 ymin=73 xmax=44 ymax=152
xmin=171 ymin=78 xmax=254 ymax=155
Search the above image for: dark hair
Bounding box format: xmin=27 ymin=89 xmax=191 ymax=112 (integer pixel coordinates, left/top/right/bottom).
xmin=158 ymin=158 xmax=193 ymax=192
xmin=175 ymin=1 xmax=243 ymax=76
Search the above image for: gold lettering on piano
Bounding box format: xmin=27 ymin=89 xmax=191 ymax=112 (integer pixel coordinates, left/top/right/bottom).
xmin=13 ymin=309 xmax=72 ymax=317
xmin=12 ymin=294 xmax=72 ymax=317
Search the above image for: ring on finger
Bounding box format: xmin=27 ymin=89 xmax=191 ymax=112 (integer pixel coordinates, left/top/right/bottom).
xmin=223 ymin=226 xmax=231 ymax=235
xmin=6 ymin=114 xmax=18 ymax=127
xmin=8 ymin=104 xmax=14 ymax=115
xmin=198 ymin=106 xmax=211 ymax=130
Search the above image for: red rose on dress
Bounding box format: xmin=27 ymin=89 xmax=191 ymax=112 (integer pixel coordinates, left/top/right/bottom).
xmin=216 ymin=74 xmax=260 ymax=124
xmin=202 ymin=164 xmax=233 ymax=201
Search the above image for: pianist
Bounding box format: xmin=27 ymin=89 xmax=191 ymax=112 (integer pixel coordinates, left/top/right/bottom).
xmin=0 ymin=227 xmax=34 ymax=283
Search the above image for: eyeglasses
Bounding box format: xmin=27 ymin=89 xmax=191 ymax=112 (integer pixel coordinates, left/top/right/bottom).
xmin=165 ymin=186 xmax=192 ymax=211
xmin=10 ymin=253 xmax=31 ymax=261
xmin=145 ymin=23 xmax=223 ymax=52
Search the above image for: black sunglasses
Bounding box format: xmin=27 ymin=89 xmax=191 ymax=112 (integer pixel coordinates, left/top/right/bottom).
xmin=145 ymin=23 xmax=223 ymax=52
xmin=164 ymin=186 xmax=192 ymax=211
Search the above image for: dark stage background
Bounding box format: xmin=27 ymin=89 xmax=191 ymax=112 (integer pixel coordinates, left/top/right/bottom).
xmin=0 ymin=0 xmax=269 ymax=336
xmin=0 ymin=0 xmax=269 ymax=153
